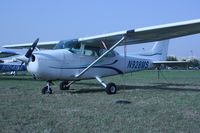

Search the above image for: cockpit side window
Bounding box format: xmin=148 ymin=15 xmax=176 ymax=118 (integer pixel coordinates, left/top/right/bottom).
xmin=83 ymin=46 xmax=116 ymax=57
xmin=69 ymin=43 xmax=81 ymax=54
xmin=84 ymin=46 xmax=99 ymax=56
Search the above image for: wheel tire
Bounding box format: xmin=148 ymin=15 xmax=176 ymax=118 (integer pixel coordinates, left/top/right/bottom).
xmin=42 ymin=86 xmax=48 ymax=94
xmin=105 ymin=83 xmax=117 ymax=95
xmin=42 ymin=86 xmax=52 ymax=94
xmin=60 ymin=81 xmax=70 ymax=90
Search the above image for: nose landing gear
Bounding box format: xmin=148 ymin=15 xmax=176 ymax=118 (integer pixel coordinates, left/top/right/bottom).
xmin=41 ymin=81 xmax=71 ymax=94
xmin=42 ymin=81 xmax=53 ymax=94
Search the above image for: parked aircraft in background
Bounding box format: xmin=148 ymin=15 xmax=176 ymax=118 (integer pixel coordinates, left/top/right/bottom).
xmin=0 ymin=63 xmax=26 ymax=73
xmin=0 ymin=50 xmax=26 ymax=73
xmin=3 ymin=19 xmax=200 ymax=94
xmin=0 ymin=50 xmax=18 ymax=58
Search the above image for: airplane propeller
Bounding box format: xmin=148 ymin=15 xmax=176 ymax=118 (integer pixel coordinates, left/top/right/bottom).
xmin=25 ymin=38 xmax=39 ymax=58
xmin=16 ymin=38 xmax=39 ymax=64
xmin=14 ymin=38 xmax=39 ymax=72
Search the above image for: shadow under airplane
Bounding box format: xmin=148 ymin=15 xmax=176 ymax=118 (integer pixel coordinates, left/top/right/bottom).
xmin=68 ymin=82 xmax=200 ymax=94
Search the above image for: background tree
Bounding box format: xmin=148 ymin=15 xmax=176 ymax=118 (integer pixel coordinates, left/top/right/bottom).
xmin=189 ymin=58 xmax=200 ymax=68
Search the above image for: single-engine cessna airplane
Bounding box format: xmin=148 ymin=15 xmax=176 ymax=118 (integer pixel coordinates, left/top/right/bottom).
xmin=3 ymin=19 xmax=200 ymax=94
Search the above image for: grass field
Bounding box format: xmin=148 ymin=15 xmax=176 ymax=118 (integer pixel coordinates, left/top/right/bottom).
xmin=1 ymin=70 xmax=200 ymax=133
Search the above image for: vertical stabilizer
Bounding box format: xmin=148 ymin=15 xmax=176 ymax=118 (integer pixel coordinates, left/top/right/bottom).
xmin=139 ymin=40 xmax=169 ymax=61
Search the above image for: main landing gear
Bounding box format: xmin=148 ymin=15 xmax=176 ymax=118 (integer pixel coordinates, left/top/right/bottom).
xmin=105 ymin=83 xmax=117 ymax=94
xmin=96 ymin=77 xmax=117 ymax=94
xmin=59 ymin=81 xmax=70 ymax=90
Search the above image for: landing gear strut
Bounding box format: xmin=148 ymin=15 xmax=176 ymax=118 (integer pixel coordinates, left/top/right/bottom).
xmin=42 ymin=81 xmax=53 ymax=94
xmin=96 ymin=77 xmax=117 ymax=95
xmin=59 ymin=81 xmax=70 ymax=90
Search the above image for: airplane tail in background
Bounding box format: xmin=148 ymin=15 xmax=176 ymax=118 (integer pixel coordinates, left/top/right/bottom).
xmin=139 ymin=40 xmax=169 ymax=61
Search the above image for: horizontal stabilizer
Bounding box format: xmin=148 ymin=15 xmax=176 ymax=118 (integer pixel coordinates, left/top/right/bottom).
xmin=153 ymin=61 xmax=189 ymax=65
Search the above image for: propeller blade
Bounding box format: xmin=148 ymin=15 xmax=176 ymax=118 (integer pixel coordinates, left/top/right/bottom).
xmin=25 ymin=38 xmax=39 ymax=58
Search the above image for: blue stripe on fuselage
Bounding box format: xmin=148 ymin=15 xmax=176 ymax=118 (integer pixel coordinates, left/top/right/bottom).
xmin=49 ymin=66 xmax=123 ymax=74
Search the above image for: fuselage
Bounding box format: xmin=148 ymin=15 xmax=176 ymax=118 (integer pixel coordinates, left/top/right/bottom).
xmin=27 ymin=49 xmax=154 ymax=81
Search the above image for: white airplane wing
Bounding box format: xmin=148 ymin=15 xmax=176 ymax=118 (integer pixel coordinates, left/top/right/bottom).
xmin=2 ymin=19 xmax=200 ymax=49
xmin=79 ymin=19 xmax=200 ymax=48
xmin=3 ymin=41 xmax=59 ymax=49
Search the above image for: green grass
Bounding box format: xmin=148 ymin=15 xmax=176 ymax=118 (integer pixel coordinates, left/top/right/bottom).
xmin=1 ymin=70 xmax=200 ymax=133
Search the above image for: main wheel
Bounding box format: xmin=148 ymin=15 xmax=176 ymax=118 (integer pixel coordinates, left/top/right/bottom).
xmin=42 ymin=86 xmax=52 ymax=94
xmin=60 ymin=81 xmax=70 ymax=90
xmin=105 ymin=83 xmax=117 ymax=95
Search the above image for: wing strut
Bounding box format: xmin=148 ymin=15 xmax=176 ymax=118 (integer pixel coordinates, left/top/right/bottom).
xmin=66 ymin=36 xmax=125 ymax=87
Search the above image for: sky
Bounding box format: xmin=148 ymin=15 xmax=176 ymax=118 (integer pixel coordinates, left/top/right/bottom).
xmin=0 ymin=0 xmax=200 ymax=59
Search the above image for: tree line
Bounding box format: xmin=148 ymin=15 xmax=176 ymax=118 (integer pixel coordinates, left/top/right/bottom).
xmin=166 ymin=56 xmax=200 ymax=69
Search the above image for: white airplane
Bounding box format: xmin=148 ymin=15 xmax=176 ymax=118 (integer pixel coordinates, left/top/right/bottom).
xmin=3 ymin=19 xmax=200 ymax=94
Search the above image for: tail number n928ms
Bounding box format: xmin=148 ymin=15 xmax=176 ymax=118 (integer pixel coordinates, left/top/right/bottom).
xmin=127 ymin=60 xmax=149 ymax=69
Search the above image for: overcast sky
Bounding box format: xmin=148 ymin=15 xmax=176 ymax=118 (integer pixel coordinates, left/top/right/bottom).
xmin=0 ymin=0 xmax=200 ymax=58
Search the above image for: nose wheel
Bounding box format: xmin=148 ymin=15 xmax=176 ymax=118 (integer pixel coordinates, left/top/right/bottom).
xmin=42 ymin=81 xmax=53 ymax=94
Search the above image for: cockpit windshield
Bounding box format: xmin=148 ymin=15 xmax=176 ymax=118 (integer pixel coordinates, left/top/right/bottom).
xmin=53 ymin=39 xmax=81 ymax=54
xmin=53 ymin=39 xmax=79 ymax=50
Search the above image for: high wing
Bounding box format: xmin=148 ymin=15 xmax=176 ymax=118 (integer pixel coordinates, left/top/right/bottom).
xmin=79 ymin=19 xmax=200 ymax=48
xmin=2 ymin=19 xmax=200 ymax=49
xmin=2 ymin=41 xmax=59 ymax=49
